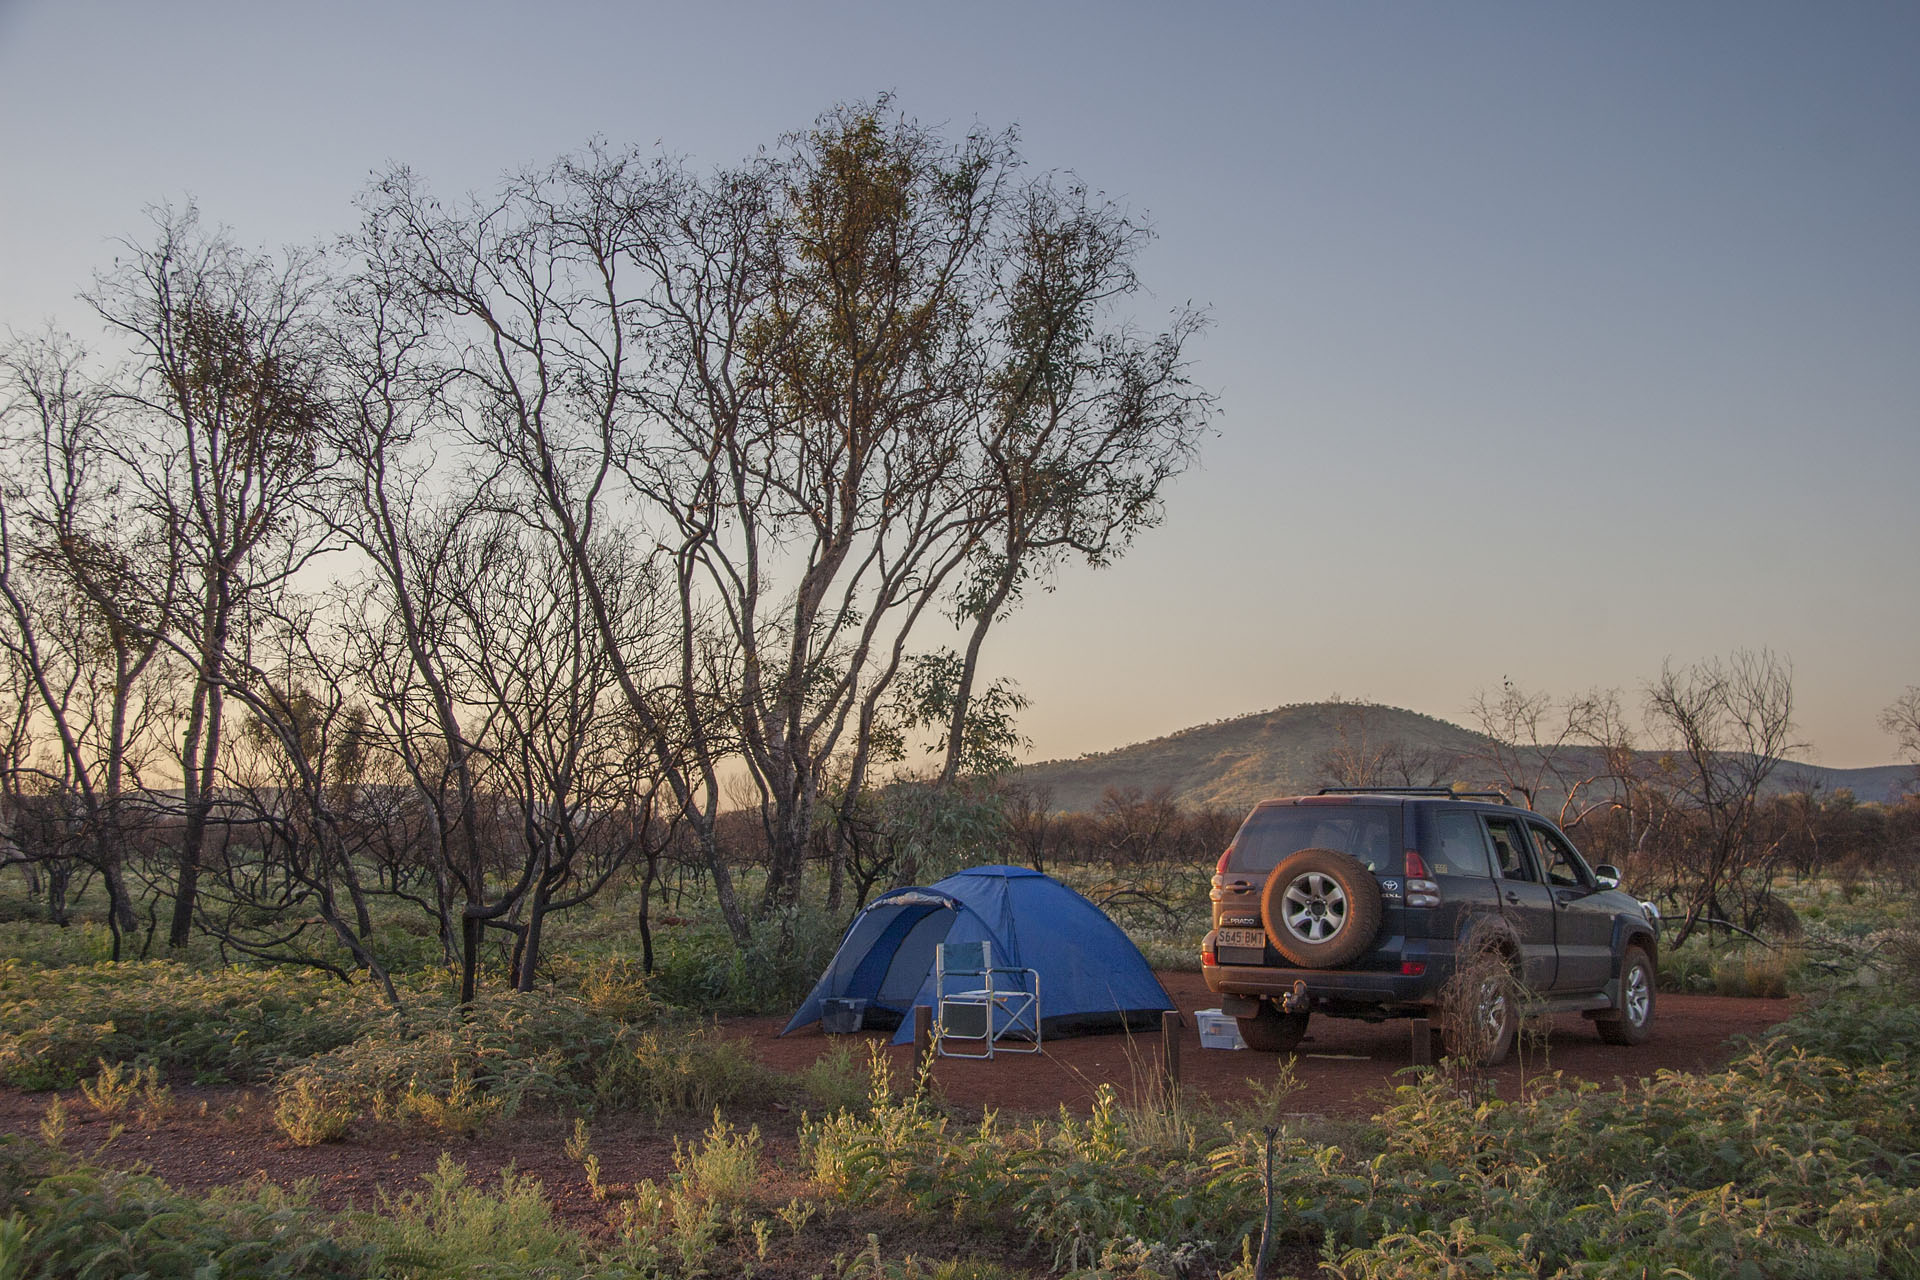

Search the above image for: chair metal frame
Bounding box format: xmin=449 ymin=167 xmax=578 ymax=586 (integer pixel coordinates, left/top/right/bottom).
xmin=933 ymin=939 xmax=1041 ymax=1059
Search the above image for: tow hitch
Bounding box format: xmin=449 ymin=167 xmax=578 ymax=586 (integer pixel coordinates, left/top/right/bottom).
xmin=1281 ymin=979 xmax=1310 ymax=1014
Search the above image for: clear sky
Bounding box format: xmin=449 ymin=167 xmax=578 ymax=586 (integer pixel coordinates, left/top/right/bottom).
xmin=3 ymin=1 xmax=1915 ymax=767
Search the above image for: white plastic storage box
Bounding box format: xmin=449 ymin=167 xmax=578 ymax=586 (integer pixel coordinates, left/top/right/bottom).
xmin=821 ymin=997 xmax=867 ymax=1034
xmin=1194 ymin=1008 xmax=1245 ymax=1050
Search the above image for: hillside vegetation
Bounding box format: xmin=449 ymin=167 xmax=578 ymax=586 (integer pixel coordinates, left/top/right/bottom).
xmin=1015 ymin=700 xmax=1910 ymax=814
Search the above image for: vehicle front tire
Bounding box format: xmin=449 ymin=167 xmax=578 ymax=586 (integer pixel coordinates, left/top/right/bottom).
xmin=1236 ymin=1003 xmax=1311 ymax=1053
xmin=1597 ymin=945 xmax=1656 ymax=1046
xmin=1259 ymin=848 xmax=1384 ymax=968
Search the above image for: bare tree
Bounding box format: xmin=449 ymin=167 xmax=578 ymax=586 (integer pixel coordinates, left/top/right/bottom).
xmin=349 ymin=150 xmax=753 ymax=941
xmin=86 ymin=206 xmax=335 ymax=947
xmin=1881 ymin=687 xmax=1920 ymax=793
xmin=320 ymin=267 xmax=677 ymax=998
xmin=348 ymin=102 xmax=1214 ymax=938
xmin=440 ymin=522 xmax=665 ymax=992
xmin=1312 ymin=700 xmax=1455 ymax=788
xmin=194 ymin=604 xmax=396 ymax=999
xmin=1464 ymin=679 xmax=1634 ymax=829
xmin=1642 ymin=650 xmax=1802 ymax=944
xmin=1002 ymin=782 xmax=1057 ymax=874
xmin=0 ymin=333 xmax=175 ymax=947
xmin=618 ymin=105 xmax=1007 ymax=919
xmin=932 ymin=181 xmax=1212 ymax=788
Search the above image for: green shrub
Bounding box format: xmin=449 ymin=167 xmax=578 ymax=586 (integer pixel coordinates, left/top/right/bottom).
xmin=269 ymin=983 xmax=763 ymax=1135
xmin=270 ymin=988 xmax=613 ymax=1131
xmin=617 ymin=1113 xmax=764 ymax=1275
xmin=833 ymin=1234 xmax=1030 ymax=1280
xmin=358 ymin=1154 xmax=584 ymax=1279
xmin=592 ymin=1024 xmax=782 ymax=1119
xmin=798 ymin=1040 xmax=875 ymax=1117
xmin=797 ymin=987 xmax=1920 ymax=1278
xmin=1775 ymin=984 xmax=1920 ymax=1068
xmin=363 ymin=920 xmax=450 ymax=974
xmin=273 ymin=1075 xmax=352 ymax=1147
xmin=0 ymin=960 xmax=387 ymax=1088
xmin=0 ymin=1158 xmax=372 ymax=1279
xmin=649 ymin=905 xmax=844 ymax=1015
xmin=0 ymin=922 xmax=115 ymax=967
xmin=1709 ymin=944 xmax=1800 ymax=998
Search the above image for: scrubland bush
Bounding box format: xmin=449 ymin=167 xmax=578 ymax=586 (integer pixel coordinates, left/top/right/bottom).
xmin=0 ymin=970 xmax=1914 ymax=1280
xmin=0 ymin=921 xmax=117 ymax=966
xmin=358 ymin=1154 xmax=584 ymax=1278
xmin=799 ymin=989 xmax=1920 ymax=1278
xmin=618 ymin=1114 xmax=765 ymax=1273
xmin=272 ymin=991 xmax=776 ymax=1141
xmin=550 ymin=953 xmax=663 ymax=1022
xmin=1708 ymin=943 xmax=1799 ymax=997
xmin=648 ymin=904 xmax=844 ymax=1015
xmin=273 ymin=1075 xmax=352 ymax=1147
xmin=0 ymin=960 xmax=386 ymax=1089
xmin=797 ymin=1040 xmax=875 ymax=1117
xmin=0 ymin=1153 xmax=373 ymax=1279
xmin=269 ymin=988 xmax=620 ymax=1135
xmin=591 ymin=1026 xmax=779 ymax=1119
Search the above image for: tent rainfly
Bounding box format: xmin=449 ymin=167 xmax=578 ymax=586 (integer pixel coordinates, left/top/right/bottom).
xmin=781 ymin=865 xmax=1173 ymax=1043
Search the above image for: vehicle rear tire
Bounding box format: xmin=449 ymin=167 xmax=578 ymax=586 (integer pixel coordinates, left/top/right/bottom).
xmin=1597 ymin=945 xmax=1655 ymax=1046
xmin=1444 ymin=967 xmax=1518 ymax=1066
xmin=1259 ymin=848 xmax=1384 ymax=968
xmin=1236 ymin=1003 xmax=1310 ymax=1053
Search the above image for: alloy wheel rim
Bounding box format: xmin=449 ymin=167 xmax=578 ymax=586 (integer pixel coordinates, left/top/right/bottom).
xmin=1624 ymin=963 xmax=1651 ymax=1025
xmin=1281 ymin=872 xmax=1348 ymax=943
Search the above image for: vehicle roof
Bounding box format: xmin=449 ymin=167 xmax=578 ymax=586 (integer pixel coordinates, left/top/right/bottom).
xmin=1248 ymin=790 xmax=1525 ymax=815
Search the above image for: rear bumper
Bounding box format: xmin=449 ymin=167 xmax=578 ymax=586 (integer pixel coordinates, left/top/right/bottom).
xmin=1203 ymin=950 xmax=1456 ymax=1015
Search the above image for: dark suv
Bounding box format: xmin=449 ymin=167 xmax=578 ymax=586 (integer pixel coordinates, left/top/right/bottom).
xmin=1201 ymin=788 xmax=1659 ymax=1063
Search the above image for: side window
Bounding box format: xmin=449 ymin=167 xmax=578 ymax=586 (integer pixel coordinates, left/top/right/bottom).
xmin=1483 ymin=817 xmax=1538 ymax=882
xmin=1428 ymin=811 xmax=1493 ymax=878
xmin=1529 ymin=824 xmax=1591 ymax=889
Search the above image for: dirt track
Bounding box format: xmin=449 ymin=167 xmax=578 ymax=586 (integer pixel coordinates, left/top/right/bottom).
xmin=748 ymin=970 xmax=1796 ymax=1117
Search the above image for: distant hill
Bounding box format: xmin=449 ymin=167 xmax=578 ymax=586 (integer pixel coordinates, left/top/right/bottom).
xmin=1014 ymin=702 xmax=1489 ymax=813
xmin=1014 ymin=701 xmax=1914 ymax=814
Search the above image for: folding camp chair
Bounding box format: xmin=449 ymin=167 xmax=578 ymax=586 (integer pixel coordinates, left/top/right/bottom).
xmin=934 ymin=939 xmax=1041 ymax=1059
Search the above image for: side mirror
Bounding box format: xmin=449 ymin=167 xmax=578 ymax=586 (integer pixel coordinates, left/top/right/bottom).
xmin=1594 ymin=864 xmax=1622 ymax=890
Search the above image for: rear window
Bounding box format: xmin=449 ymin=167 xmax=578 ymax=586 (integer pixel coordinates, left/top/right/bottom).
xmin=1229 ymin=805 xmax=1398 ymax=874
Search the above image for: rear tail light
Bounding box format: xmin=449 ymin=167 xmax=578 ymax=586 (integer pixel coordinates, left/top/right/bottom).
xmin=1401 ymin=961 xmax=1427 ymax=977
xmin=1402 ymin=849 xmax=1441 ymax=908
xmin=1202 ymin=935 xmax=1217 ymax=967
xmin=1216 ymin=848 xmax=1233 ymax=874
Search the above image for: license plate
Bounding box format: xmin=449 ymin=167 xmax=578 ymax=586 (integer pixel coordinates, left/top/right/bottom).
xmin=1216 ymin=927 xmax=1266 ymax=949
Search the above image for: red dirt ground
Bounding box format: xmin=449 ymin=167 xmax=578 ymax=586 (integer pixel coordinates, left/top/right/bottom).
xmin=749 ymin=971 xmax=1795 ymax=1118
xmin=0 ymin=973 xmax=1792 ymax=1255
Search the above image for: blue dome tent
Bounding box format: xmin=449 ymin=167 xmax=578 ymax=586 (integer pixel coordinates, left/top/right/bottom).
xmin=781 ymin=865 xmax=1173 ymax=1042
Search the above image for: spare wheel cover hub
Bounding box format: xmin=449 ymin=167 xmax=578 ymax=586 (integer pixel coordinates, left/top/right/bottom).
xmin=1283 ymin=871 xmax=1348 ymax=942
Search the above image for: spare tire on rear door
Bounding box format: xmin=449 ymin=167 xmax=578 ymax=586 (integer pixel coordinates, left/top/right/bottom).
xmin=1259 ymin=847 xmax=1384 ymax=967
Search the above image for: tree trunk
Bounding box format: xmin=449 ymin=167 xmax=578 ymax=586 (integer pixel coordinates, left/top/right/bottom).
xmin=940 ymin=568 xmax=1017 ymax=786
xmin=515 ymin=882 xmax=551 ymax=993
xmin=172 ymin=634 xmax=226 ymax=948
xmin=459 ymin=913 xmax=481 ymax=1004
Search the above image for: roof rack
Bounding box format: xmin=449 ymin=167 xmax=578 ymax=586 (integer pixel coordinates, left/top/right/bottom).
xmin=1315 ymin=786 xmax=1515 ymax=805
